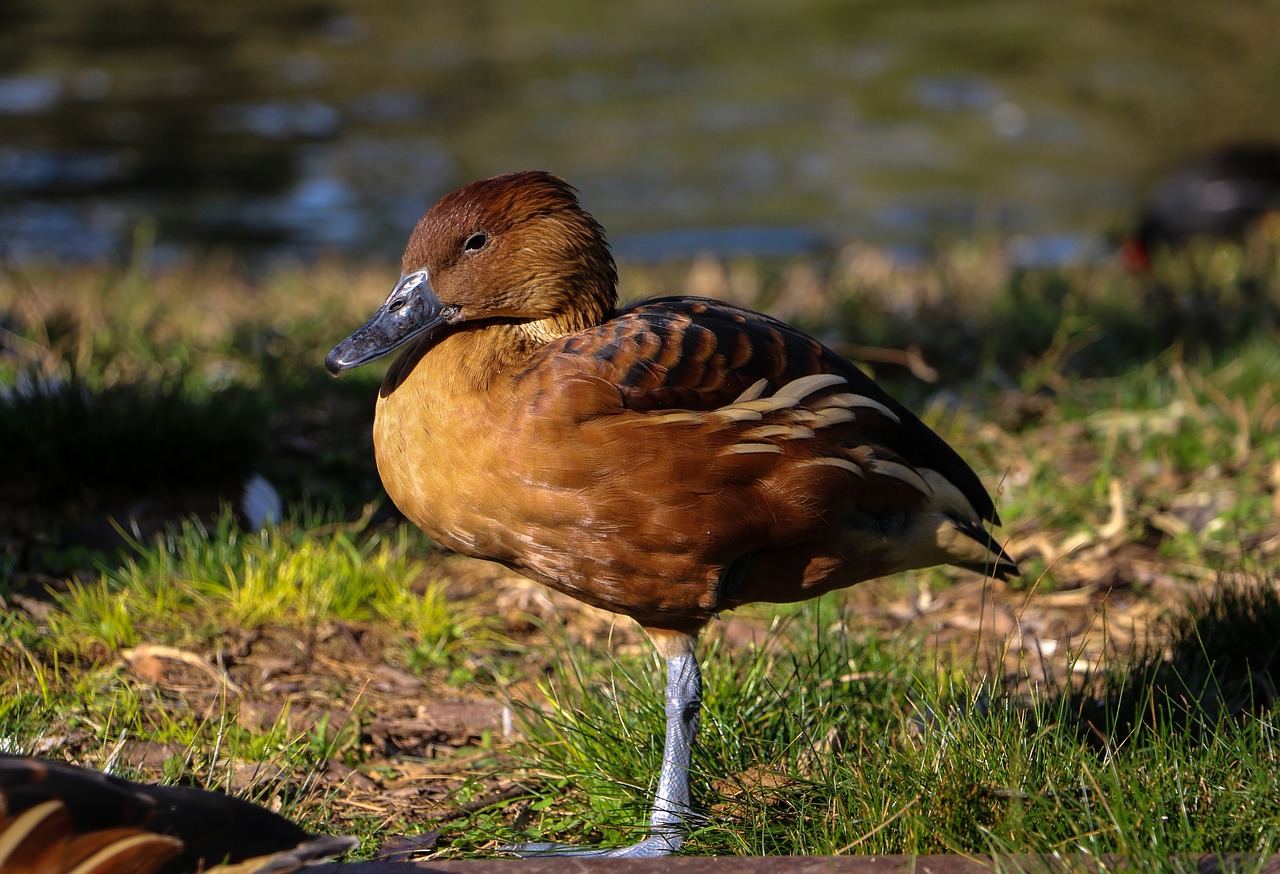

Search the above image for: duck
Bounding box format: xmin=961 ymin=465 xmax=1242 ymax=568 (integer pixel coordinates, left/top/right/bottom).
xmin=1124 ymin=143 xmax=1280 ymax=271
xmin=326 ymin=170 xmax=1018 ymax=857
xmin=0 ymin=754 xmax=355 ymax=874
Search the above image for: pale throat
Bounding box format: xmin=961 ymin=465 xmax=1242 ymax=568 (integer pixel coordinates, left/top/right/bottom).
xmin=519 ymin=313 xmax=590 ymax=346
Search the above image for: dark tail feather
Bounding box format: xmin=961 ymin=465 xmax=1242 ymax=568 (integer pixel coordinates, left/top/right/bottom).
xmin=954 ymin=520 xmax=1020 ymax=581
xmin=0 ymin=755 xmax=357 ymax=874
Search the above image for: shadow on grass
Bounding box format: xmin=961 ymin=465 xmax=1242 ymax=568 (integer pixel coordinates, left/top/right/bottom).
xmin=0 ymin=369 xmax=398 ymax=584
xmin=0 ymin=373 xmax=265 ymax=504
xmin=0 ymin=372 xmax=273 ymax=583
xmin=1066 ymin=580 xmax=1280 ymax=748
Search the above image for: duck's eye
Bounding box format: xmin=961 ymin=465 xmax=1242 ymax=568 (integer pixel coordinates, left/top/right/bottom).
xmin=463 ymin=232 xmax=488 ymax=252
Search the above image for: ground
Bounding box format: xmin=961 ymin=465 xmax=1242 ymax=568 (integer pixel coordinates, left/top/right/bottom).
xmin=2 ymin=240 xmax=1279 ymax=860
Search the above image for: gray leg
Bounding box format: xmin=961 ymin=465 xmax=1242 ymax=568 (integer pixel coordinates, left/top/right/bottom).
xmin=505 ymin=653 xmax=703 ymax=857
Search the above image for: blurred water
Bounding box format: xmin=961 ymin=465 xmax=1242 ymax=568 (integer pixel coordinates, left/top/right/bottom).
xmin=2 ymin=0 xmax=1279 ymax=266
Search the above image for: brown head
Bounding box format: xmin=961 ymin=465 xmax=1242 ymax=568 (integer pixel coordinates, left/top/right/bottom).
xmin=326 ymin=171 xmax=618 ymax=375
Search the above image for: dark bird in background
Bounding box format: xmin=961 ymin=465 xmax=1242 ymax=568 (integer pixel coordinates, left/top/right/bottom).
xmin=1124 ymin=143 xmax=1280 ymax=271
xmin=327 ymin=171 xmax=1018 ymax=856
xmin=0 ymin=755 xmax=355 ymax=873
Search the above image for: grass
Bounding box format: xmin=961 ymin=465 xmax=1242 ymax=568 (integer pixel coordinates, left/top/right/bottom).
xmin=432 ymin=586 xmax=1280 ymax=866
xmin=1 ymin=231 xmax=1279 ymax=865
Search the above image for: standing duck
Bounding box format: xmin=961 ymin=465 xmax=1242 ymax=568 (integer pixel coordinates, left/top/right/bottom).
xmin=327 ymin=171 xmax=1017 ymax=856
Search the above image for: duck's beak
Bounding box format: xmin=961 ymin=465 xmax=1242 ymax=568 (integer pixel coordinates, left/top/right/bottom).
xmin=326 ymin=269 xmax=462 ymax=375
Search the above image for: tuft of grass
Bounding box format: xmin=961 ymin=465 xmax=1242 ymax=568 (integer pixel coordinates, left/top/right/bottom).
xmin=30 ymin=508 xmax=497 ymax=670
xmin=376 ymin=580 xmax=502 ymax=678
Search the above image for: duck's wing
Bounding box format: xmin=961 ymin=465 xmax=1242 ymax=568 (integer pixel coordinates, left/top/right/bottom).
xmin=537 ymin=295 xmax=1002 ymax=525
xmin=499 ymin=297 xmax=1015 ymax=627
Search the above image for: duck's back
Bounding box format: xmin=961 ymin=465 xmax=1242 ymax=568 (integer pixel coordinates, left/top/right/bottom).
xmin=491 ymin=296 xmax=1012 ymax=631
xmin=527 ymin=296 xmax=998 ymax=521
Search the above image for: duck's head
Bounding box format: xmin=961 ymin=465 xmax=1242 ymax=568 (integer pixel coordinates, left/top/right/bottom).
xmin=326 ymin=171 xmax=618 ymax=375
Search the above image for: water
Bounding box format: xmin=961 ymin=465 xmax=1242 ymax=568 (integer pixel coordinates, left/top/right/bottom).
xmin=2 ymin=0 xmax=1280 ymax=266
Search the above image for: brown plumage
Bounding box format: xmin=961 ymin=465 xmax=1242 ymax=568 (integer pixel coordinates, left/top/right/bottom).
xmin=327 ymin=170 xmax=1017 ymax=856
xmin=0 ymin=756 xmax=355 ymax=874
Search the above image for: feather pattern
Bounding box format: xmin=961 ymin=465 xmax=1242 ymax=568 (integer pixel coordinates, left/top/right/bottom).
xmin=0 ymin=756 xmax=356 ymax=874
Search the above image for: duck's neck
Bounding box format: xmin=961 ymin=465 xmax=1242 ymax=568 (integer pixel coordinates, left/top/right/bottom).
xmin=382 ymin=308 xmax=602 ymax=401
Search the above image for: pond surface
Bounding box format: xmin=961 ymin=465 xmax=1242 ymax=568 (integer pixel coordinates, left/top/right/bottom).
xmin=3 ymin=0 xmax=1280 ymax=265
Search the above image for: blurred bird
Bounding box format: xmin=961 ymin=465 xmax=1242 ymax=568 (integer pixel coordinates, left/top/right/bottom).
xmin=327 ymin=170 xmax=1017 ymax=856
xmin=0 ymin=755 xmax=355 ymax=874
xmin=1124 ymin=143 xmax=1280 ymax=271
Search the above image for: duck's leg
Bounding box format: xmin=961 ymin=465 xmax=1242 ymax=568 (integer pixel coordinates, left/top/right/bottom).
xmin=506 ymin=633 xmax=702 ymax=857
